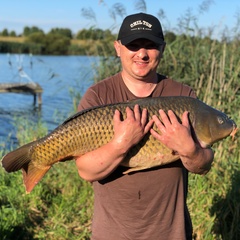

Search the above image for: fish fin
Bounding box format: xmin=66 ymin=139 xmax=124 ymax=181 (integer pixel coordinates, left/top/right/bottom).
xmin=1 ymin=142 xmax=35 ymax=172
xmin=22 ymin=162 xmax=51 ymax=193
xmin=230 ymin=127 xmax=238 ymax=140
xmin=1 ymin=142 xmax=50 ymax=193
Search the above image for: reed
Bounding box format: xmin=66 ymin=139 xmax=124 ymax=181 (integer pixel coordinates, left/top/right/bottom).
xmin=160 ymin=35 xmax=240 ymax=239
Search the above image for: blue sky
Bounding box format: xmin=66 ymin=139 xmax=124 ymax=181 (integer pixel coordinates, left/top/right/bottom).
xmin=1 ymin=0 xmax=239 ymax=38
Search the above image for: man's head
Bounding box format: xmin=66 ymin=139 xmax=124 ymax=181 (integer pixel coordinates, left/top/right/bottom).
xmin=117 ymin=12 xmax=165 ymax=46
xmin=114 ymin=13 xmax=165 ymax=82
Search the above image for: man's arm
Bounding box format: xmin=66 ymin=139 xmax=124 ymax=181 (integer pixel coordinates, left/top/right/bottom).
xmin=75 ymin=105 xmax=154 ymax=182
xmin=150 ymin=110 xmax=214 ymax=175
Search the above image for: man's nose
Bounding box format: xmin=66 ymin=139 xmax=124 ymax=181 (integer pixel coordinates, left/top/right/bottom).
xmin=136 ymin=48 xmax=148 ymax=58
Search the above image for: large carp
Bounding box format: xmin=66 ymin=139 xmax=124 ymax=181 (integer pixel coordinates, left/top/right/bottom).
xmin=1 ymin=96 xmax=237 ymax=193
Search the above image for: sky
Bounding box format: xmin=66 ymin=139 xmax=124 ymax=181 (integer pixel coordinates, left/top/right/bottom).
xmin=1 ymin=0 xmax=240 ymax=38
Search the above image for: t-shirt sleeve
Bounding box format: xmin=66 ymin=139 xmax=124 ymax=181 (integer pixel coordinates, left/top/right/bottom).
xmin=156 ymin=77 xmax=197 ymax=98
xmin=77 ymin=73 xmax=122 ymax=112
xmin=77 ymin=87 xmax=102 ymax=112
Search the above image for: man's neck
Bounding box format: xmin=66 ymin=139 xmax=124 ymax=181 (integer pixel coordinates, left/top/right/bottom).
xmin=121 ymin=72 xmax=158 ymax=97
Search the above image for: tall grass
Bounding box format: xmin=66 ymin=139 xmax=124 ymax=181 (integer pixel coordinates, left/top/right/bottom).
xmin=1 ymin=33 xmax=240 ymax=240
xmin=159 ymin=35 xmax=239 ymax=239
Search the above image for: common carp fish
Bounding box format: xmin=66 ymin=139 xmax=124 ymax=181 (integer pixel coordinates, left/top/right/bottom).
xmin=1 ymin=96 xmax=237 ymax=193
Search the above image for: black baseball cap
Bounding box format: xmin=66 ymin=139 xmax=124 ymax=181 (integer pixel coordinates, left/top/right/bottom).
xmin=117 ymin=12 xmax=165 ymax=45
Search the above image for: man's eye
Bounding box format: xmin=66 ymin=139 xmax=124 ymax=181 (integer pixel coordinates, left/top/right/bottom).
xmin=146 ymin=44 xmax=159 ymax=49
xmin=125 ymin=43 xmax=159 ymax=51
xmin=126 ymin=44 xmax=139 ymax=51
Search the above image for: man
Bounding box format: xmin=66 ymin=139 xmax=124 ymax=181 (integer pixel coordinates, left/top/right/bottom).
xmin=75 ymin=13 xmax=214 ymax=240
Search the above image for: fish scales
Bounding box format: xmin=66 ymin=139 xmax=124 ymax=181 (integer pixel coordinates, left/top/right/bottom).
xmin=1 ymin=96 xmax=237 ymax=193
xmin=25 ymin=96 xmax=228 ymax=169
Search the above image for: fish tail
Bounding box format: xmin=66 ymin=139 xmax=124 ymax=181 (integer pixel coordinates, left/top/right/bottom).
xmin=1 ymin=142 xmax=50 ymax=193
xmin=1 ymin=142 xmax=33 ymax=172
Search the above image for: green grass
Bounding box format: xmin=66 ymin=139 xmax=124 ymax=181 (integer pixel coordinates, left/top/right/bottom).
xmin=0 ymin=117 xmax=93 ymax=240
xmin=0 ymin=161 xmax=93 ymax=240
xmin=188 ymin=136 xmax=240 ymax=240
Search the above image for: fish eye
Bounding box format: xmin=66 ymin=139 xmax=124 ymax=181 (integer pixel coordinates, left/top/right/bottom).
xmin=217 ymin=116 xmax=225 ymax=124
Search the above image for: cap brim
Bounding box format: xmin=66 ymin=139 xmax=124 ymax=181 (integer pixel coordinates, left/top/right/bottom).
xmin=120 ymin=33 xmax=165 ymax=45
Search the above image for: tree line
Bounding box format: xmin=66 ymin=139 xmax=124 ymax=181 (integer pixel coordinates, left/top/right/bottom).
xmin=0 ymin=26 xmax=115 ymax=40
xmin=0 ymin=26 xmax=118 ymax=55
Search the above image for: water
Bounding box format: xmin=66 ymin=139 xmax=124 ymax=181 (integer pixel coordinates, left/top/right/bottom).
xmin=0 ymin=53 xmax=98 ymax=150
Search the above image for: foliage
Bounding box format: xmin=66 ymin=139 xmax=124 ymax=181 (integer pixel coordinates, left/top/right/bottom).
xmin=93 ymin=56 xmax=121 ymax=83
xmin=25 ymin=32 xmax=71 ymax=55
xmin=0 ymin=28 xmax=116 ymax=55
xmin=23 ymin=26 xmax=44 ymax=37
xmin=0 ymin=29 xmax=17 ymax=37
xmin=0 ymin=41 xmax=43 ymax=54
xmin=25 ymin=32 xmax=45 ymax=44
xmin=44 ymin=33 xmax=71 ymax=55
xmin=0 ymin=118 xmax=93 ymax=240
xmin=157 ymin=32 xmax=240 ymax=240
xmin=9 ymin=31 xmax=17 ymax=37
xmin=1 ymin=29 xmax=9 ymax=36
xmin=0 ymin=161 xmax=93 ymax=240
xmin=48 ymin=28 xmax=73 ymax=39
xmin=27 ymin=32 xmax=70 ymax=55
xmin=76 ymin=28 xmax=114 ymax=41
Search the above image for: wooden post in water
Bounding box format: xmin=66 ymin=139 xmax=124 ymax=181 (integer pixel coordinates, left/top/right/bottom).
xmin=33 ymin=92 xmax=42 ymax=107
xmin=0 ymin=82 xmax=43 ymax=107
xmin=38 ymin=93 xmax=42 ymax=105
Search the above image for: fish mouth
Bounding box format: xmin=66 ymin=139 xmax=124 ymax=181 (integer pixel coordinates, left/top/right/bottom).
xmin=230 ymin=121 xmax=238 ymax=140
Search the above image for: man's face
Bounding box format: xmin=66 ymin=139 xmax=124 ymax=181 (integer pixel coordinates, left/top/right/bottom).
xmin=114 ymin=38 xmax=164 ymax=81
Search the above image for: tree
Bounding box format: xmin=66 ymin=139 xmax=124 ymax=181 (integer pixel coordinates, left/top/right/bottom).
xmin=26 ymin=32 xmax=46 ymax=44
xmin=23 ymin=26 xmax=44 ymax=36
xmin=76 ymin=28 xmax=115 ymax=40
xmin=1 ymin=28 xmax=9 ymax=36
xmin=164 ymin=31 xmax=177 ymax=43
xmin=9 ymin=31 xmax=17 ymax=37
xmin=44 ymin=33 xmax=71 ymax=55
xmin=48 ymin=28 xmax=73 ymax=39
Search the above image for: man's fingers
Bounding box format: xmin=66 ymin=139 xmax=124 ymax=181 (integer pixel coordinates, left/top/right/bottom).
xmin=140 ymin=108 xmax=148 ymax=126
xmin=181 ymin=111 xmax=190 ymax=127
xmin=167 ymin=110 xmax=179 ymax=124
xmin=113 ymin=109 xmax=121 ymax=123
xmin=152 ymin=114 xmax=166 ymax=133
xmin=133 ymin=104 xmax=140 ymax=121
xmin=150 ymin=128 xmax=163 ymax=141
xmin=144 ymin=119 xmax=154 ymax=134
xmin=125 ymin=106 xmax=135 ymax=120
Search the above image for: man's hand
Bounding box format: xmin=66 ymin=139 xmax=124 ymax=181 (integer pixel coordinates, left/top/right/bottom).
xmin=150 ymin=109 xmax=214 ymax=174
xmin=112 ymin=104 xmax=154 ymax=152
xmin=150 ymin=109 xmax=194 ymax=156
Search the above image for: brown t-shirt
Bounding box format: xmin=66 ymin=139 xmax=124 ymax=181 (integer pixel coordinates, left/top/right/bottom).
xmin=78 ymin=73 xmax=196 ymax=240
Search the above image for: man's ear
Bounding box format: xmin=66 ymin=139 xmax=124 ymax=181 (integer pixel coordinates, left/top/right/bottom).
xmin=114 ymin=40 xmax=121 ymax=57
xmin=160 ymin=43 xmax=166 ymax=58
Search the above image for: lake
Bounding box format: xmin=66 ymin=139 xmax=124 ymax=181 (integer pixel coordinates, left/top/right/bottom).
xmin=0 ymin=53 xmax=99 ymax=150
